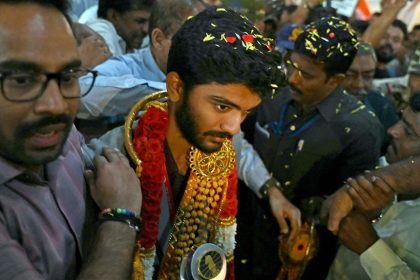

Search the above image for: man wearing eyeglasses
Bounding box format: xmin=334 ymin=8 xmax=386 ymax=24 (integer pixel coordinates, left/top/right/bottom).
xmin=0 ymin=0 xmax=142 ymax=279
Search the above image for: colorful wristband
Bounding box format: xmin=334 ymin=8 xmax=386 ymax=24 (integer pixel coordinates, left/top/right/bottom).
xmin=98 ymin=208 xmax=142 ymax=232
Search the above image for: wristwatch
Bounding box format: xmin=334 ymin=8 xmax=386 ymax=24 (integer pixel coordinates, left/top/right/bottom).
xmin=259 ymin=177 xmax=283 ymax=198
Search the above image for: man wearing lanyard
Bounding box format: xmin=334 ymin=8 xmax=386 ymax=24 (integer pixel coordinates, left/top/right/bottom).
xmin=248 ymin=17 xmax=383 ymax=279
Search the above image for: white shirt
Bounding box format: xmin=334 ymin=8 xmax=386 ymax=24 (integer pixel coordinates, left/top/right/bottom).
xmin=78 ymin=4 xmax=97 ymax=23
xmin=85 ymin=18 xmax=126 ymax=56
xmin=327 ymin=197 xmax=420 ymax=280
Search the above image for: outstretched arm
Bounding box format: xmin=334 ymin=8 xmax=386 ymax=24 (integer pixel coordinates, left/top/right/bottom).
xmin=337 ymin=210 xmax=378 ymax=255
xmin=323 ymin=156 xmax=420 ymax=233
xmin=362 ymin=0 xmax=406 ymax=48
xmin=234 ymin=132 xmax=301 ymax=240
xmin=266 ymin=185 xmax=301 ymax=241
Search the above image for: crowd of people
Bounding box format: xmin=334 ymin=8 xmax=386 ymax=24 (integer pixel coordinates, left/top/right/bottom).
xmin=1 ymin=0 xmax=420 ymax=279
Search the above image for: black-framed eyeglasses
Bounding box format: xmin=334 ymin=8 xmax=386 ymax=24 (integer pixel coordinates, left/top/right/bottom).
xmin=0 ymin=68 xmax=97 ymax=102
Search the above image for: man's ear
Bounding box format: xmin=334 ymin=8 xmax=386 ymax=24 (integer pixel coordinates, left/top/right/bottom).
xmin=166 ymin=72 xmax=184 ymax=102
xmin=106 ymin=9 xmax=120 ymax=23
xmin=151 ymin=28 xmax=167 ymax=50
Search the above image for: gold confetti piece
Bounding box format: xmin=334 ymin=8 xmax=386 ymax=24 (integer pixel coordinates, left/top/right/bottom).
xmin=211 ymin=23 xmax=216 ymax=27
xmin=216 ymin=8 xmax=226 ymax=12
xmin=336 ymin=102 xmax=342 ymax=114
xmin=246 ymin=43 xmax=256 ymax=51
xmin=203 ymin=33 xmax=215 ymax=42
xmin=270 ymin=83 xmax=278 ymax=88
xmin=368 ymin=111 xmax=376 ymax=117
xmin=284 ymin=181 xmax=291 ymax=186
xmin=351 ymin=105 xmax=365 ymax=114
xmin=345 ymin=127 xmax=351 ymax=133
xmin=187 ymin=16 xmax=193 ymax=20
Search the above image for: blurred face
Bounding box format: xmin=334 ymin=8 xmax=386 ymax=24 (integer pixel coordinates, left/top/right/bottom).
xmin=113 ymin=8 xmax=150 ymax=50
xmin=343 ymin=54 xmax=376 ymax=100
xmin=286 ymin=52 xmax=340 ymax=110
xmin=386 ymin=107 xmax=420 ymax=163
xmin=175 ymin=83 xmax=261 ymax=153
xmin=409 ymin=74 xmax=420 ymax=93
xmin=376 ymin=25 xmax=404 ymax=63
xmin=0 ymin=4 xmax=80 ymax=171
xmin=409 ymin=29 xmax=420 ymax=46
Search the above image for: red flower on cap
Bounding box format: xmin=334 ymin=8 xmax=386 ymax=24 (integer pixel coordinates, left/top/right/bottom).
xmin=226 ymin=36 xmax=237 ymax=43
xmin=242 ymin=34 xmax=254 ymax=43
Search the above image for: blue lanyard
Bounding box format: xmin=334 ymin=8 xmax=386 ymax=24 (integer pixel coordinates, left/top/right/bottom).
xmin=268 ymin=101 xmax=320 ymax=138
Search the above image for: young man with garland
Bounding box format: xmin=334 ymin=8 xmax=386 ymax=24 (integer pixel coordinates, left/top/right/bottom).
xmin=0 ymin=0 xmax=142 ymax=279
xmin=87 ymin=6 xmax=288 ymax=279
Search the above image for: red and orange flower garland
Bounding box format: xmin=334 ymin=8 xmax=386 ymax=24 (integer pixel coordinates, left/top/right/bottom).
xmin=131 ymin=102 xmax=238 ymax=279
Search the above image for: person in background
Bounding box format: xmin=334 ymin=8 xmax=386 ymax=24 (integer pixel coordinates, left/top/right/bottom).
xmin=85 ymin=0 xmax=154 ymax=56
xmin=374 ymin=43 xmax=420 ymax=110
xmin=76 ymin=0 xmax=206 ymax=139
xmin=342 ymin=41 xmax=400 ymax=153
xmin=72 ymin=22 xmax=112 ymax=69
xmin=248 ymin=17 xmax=382 ymax=280
xmin=408 ymin=45 xmax=420 ymax=94
xmin=326 ymin=92 xmax=420 ymax=279
xmin=408 ymin=24 xmax=420 ymax=48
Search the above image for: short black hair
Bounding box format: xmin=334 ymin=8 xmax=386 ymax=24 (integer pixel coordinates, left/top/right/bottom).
xmin=392 ymin=19 xmax=408 ymax=41
xmin=305 ymin=6 xmax=337 ymax=25
xmin=413 ymin=24 xmax=420 ymax=32
xmin=356 ymin=41 xmax=377 ymax=62
xmin=97 ymin=0 xmax=154 ymax=19
xmin=294 ymin=16 xmax=359 ymax=76
xmin=167 ymin=6 xmax=287 ymax=99
xmin=0 ymin=0 xmax=70 ymax=16
xmin=283 ymin=4 xmax=298 ymax=14
xmin=409 ymin=92 xmax=420 ymax=113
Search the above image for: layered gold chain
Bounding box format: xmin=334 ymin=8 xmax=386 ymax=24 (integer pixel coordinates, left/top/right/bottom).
xmin=159 ymin=140 xmax=235 ymax=279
